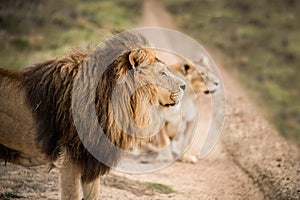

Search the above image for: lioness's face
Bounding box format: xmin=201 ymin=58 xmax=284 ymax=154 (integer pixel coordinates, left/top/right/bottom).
xmin=129 ymin=49 xmax=186 ymax=108
xmin=171 ymin=58 xmax=220 ymax=94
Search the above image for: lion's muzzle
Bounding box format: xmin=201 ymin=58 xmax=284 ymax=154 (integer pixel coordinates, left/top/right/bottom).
xmin=163 ymin=85 xmax=185 ymax=107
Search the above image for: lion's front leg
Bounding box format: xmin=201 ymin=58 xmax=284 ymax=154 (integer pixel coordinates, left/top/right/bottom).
xmin=81 ymin=176 xmax=100 ymax=200
xmin=178 ymin=118 xmax=199 ymax=164
xmin=59 ymin=156 xmax=82 ymax=200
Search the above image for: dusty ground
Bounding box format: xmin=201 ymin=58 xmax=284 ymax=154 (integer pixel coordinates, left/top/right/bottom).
xmin=0 ymin=0 xmax=299 ymax=199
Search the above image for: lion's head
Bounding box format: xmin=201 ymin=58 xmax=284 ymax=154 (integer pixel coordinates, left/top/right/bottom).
xmin=126 ymin=48 xmax=186 ymax=108
xmin=170 ymin=56 xmax=220 ymax=95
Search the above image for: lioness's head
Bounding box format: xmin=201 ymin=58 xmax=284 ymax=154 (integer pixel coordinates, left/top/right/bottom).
xmin=170 ymin=56 xmax=220 ymax=95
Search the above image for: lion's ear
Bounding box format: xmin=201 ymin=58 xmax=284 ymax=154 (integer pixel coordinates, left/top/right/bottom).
xmin=128 ymin=51 xmax=139 ymax=69
xmin=128 ymin=49 xmax=155 ymax=69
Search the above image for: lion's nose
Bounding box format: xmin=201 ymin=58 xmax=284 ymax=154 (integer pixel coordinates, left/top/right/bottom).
xmin=180 ymin=84 xmax=186 ymax=90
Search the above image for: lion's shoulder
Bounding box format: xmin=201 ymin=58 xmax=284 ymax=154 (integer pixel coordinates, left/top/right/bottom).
xmin=0 ymin=68 xmax=21 ymax=83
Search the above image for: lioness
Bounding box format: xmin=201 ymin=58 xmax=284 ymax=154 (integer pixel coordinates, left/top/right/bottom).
xmin=147 ymin=56 xmax=220 ymax=163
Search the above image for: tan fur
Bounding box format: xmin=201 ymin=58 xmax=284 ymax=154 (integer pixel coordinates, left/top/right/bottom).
xmin=0 ymin=68 xmax=48 ymax=166
xmin=0 ymin=31 xmax=185 ymax=199
xmin=148 ymin=56 xmax=220 ymax=163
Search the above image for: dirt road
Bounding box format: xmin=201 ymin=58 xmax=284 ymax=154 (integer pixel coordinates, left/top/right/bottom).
xmin=0 ymin=0 xmax=299 ymax=199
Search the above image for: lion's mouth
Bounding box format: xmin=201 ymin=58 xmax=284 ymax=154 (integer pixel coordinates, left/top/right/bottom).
xmin=159 ymin=99 xmax=179 ymax=108
xmin=161 ymin=103 xmax=177 ymax=107
xmin=160 ymin=91 xmax=183 ymax=108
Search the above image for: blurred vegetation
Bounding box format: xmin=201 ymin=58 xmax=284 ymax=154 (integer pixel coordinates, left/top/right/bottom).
xmin=162 ymin=0 xmax=300 ymax=143
xmin=142 ymin=182 xmax=176 ymax=194
xmin=0 ymin=192 xmax=23 ymax=199
xmin=0 ymin=0 xmax=142 ymax=69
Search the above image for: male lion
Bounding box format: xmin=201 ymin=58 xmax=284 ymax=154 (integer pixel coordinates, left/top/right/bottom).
xmin=0 ymin=31 xmax=185 ymax=200
xmin=146 ymin=56 xmax=220 ymax=163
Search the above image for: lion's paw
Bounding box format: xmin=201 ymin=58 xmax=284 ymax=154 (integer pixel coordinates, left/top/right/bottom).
xmin=156 ymin=147 xmax=174 ymax=162
xmin=179 ymin=154 xmax=198 ymax=164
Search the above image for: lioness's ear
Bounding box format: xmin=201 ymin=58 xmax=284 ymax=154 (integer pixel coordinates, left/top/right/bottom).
xmin=182 ymin=63 xmax=191 ymax=75
xmin=183 ymin=63 xmax=190 ymax=71
xmin=196 ymin=56 xmax=210 ymax=66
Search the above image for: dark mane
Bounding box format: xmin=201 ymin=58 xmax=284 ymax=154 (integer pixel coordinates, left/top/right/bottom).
xmin=21 ymin=31 xmax=153 ymax=182
xmin=0 ymin=68 xmax=21 ymax=82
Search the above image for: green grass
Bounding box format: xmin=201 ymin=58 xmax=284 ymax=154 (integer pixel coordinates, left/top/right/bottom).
xmin=102 ymin=174 xmax=176 ymax=195
xmin=142 ymin=182 xmax=176 ymax=194
xmin=0 ymin=0 xmax=142 ymax=69
xmin=162 ymin=0 xmax=300 ymax=143
xmin=0 ymin=192 xmax=23 ymax=199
